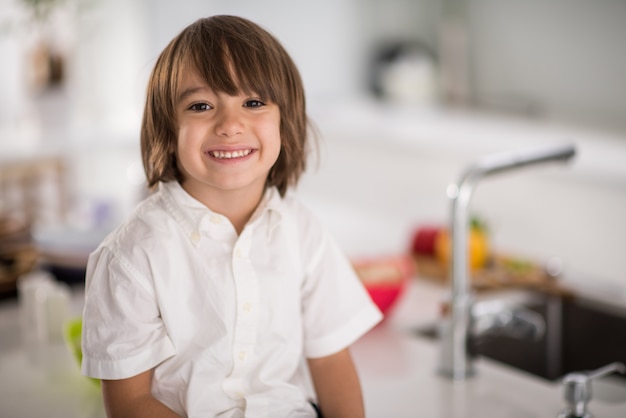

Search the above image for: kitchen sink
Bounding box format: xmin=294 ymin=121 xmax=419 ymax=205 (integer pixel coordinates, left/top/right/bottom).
xmin=413 ymin=290 xmax=626 ymax=383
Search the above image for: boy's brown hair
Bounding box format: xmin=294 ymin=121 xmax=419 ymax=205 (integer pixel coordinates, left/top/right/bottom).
xmin=140 ymin=15 xmax=309 ymax=196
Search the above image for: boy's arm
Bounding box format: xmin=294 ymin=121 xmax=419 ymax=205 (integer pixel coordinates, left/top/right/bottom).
xmin=101 ymin=369 xmax=182 ymax=418
xmin=307 ymin=348 xmax=365 ymax=418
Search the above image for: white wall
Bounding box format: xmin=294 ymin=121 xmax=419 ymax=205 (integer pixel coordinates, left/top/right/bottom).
xmin=468 ymin=0 xmax=626 ymax=133
xmin=2 ymin=0 xmax=626 ymax=143
xmin=68 ymin=0 xmax=149 ymax=140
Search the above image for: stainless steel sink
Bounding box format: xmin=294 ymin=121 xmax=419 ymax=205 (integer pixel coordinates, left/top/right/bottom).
xmin=413 ymin=290 xmax=626 ymax=383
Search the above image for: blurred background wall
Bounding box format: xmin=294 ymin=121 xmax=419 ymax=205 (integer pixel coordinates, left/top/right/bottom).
xmin=0 ymin=0 xmax=625 ymax=297
xmin=2 ymin=0 xmax=625 ymax=143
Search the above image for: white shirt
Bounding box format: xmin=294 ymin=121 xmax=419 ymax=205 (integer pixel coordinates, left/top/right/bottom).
xmin=81 ymin=181 xmax=382 ymax=417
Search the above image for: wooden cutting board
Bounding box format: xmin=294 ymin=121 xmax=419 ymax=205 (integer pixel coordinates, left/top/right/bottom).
xmin=412 ymin=253 xmax=575 ymax=298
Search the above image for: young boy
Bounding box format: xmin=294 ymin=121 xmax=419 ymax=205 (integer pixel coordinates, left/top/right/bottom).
xmin=81 ymin=15 xmax=382 ymax=417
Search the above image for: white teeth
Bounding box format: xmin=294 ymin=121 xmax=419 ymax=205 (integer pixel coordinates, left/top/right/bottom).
xmin=210 ymin=149 xmax=252 ymax=159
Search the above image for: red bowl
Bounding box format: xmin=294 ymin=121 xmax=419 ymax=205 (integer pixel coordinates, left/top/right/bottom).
xmin=352 ymin=255 xmax=415 ymax=316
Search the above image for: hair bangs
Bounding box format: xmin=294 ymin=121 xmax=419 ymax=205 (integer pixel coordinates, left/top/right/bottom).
xmin=182 ymin=20 xmax=283 ymax=104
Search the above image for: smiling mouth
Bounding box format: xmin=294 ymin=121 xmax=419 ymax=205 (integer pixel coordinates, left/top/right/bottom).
xmin=208 ymin=149 xmax=253 ymax=159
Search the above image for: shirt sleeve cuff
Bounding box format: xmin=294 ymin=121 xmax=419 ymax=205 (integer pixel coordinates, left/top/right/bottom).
xmin=304 ymin=304 xmax=382 ymax=359
xmin=82 ymin=336 xmax=176 ymax=380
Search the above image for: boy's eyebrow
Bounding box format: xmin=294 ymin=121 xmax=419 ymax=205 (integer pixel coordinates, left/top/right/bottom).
xmin=177 ymin=85 xmax=209 ymax=103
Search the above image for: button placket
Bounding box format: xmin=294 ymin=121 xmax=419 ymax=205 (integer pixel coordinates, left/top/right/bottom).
xmin=201 ymin=212 xmax=238 ymax=243
xmin=230 ymin=231 xmax=258 ymax=372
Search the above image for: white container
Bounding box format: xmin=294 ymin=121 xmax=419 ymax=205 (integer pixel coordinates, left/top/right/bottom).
xmin=17 ymin=271 xmax=70 ymax=344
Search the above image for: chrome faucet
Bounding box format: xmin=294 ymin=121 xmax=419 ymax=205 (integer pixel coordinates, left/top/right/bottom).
xmin=438 ymin=143 xmax=577 ymax=379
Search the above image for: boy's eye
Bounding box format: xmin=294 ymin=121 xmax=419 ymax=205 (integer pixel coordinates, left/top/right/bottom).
xmin=188 ymin=103 xmax=211 ymax=112
xmin=244 ymin=99 xmax=265 ymax=108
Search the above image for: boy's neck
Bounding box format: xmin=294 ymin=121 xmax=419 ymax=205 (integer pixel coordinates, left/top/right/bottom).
xmin=180 ymin=182 xmax=265 ymax=235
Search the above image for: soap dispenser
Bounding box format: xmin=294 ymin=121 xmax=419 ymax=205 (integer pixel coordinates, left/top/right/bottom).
xmin=558 ymin=362 xmax=626 ymax=418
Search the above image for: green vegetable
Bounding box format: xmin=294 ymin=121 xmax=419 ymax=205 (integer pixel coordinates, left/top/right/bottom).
xmin=63 ymin=318 xmax=101 ymax=387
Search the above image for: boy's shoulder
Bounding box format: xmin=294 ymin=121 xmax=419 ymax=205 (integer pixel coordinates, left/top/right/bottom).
xmin=99 ymin=191 xmax=174 ymax=250
xmin=276 ymin=191 xmax=318 ymax=224
xmin=276 ymin=191 xmax=329 ymax=242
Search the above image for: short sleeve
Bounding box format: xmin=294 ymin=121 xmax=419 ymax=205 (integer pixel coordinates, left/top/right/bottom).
xmin=300 ymin=226 xmax=382 ymax=359
xmin=81 ymin=247 xmax=176 ymax=379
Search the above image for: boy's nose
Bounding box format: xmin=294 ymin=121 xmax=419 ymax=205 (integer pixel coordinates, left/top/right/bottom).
xmin=215 ymin=109 xmax=243 ymax=137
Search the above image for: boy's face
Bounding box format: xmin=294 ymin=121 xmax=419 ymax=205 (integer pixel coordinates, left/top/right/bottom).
xmin=175 ymin=70 xmax=281 ymax=203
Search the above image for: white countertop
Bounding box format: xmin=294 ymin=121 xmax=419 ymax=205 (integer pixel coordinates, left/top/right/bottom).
xmin=354 ymin=279 xmax=626 ymax=418
xmin=0 ymin=287 xmax=104 ymax=418
xmin=1 ymin=279 xmax=625 ymax=418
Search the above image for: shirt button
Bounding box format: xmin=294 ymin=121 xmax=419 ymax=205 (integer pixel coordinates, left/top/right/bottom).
xmin=243 ymin=302 xmax=252 ymax=312
xmin=238 ymin=351 xmax=247 ymax=361
xmin=235 ymin=247 xmax=244 ymax=258
xmin=190 ymin=231 xmax=200 ymax=243
xmin=210 ymin=215 xmax=223 ymax=224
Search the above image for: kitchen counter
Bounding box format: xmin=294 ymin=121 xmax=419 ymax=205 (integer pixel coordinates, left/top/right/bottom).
xmin=0 ymin=287 xmax=104 ymax=418
xmin=1 ymin=279 xmax=625 ymax=417
xmin=354 ymin=279 xmax=626 ymax=417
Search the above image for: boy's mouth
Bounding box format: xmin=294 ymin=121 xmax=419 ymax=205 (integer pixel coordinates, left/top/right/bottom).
xmin=208 ymin=149 xmax=253 ymax=159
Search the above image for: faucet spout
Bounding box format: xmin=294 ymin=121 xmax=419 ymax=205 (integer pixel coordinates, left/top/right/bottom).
xmin=438 ymin=144 xmax=576 ymax=379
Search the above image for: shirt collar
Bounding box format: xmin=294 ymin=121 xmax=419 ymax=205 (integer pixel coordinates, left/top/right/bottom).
xmin=159 ymin=181 xmax=284 ymax=245
xmin=249 ymin=186 xmax=284 ymax=241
